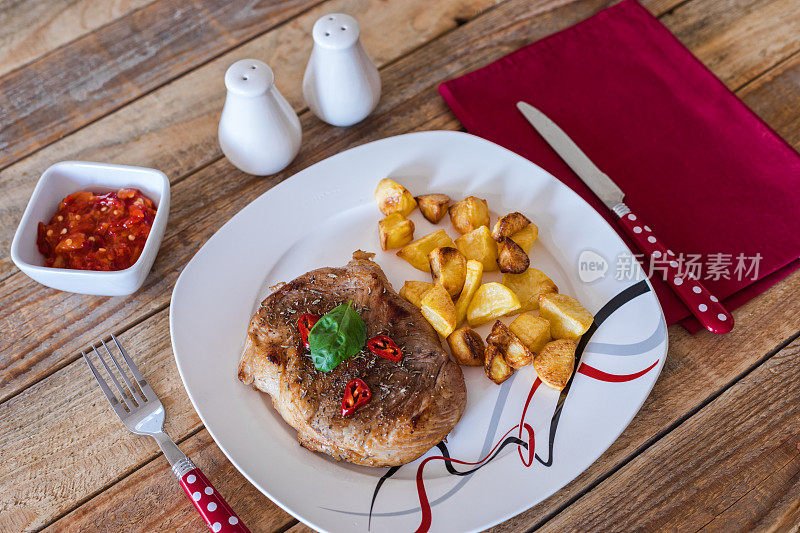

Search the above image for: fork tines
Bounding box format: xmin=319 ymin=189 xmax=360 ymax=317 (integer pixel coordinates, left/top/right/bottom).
xmin=81 ymin=334 xmax=155 ymax=415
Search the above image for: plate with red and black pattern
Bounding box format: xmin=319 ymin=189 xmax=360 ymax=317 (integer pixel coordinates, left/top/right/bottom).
xmin=171 ymin=131 xmax=667 ymax=532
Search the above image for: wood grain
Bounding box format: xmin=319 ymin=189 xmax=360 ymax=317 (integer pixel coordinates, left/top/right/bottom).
xmin=699 ymin=444 xmax=800 ymax=532
xmin=0 ymin=0 xmax=515 ymax=402
xmin=1 ymin=0 xmax=795 ymax=285
xmin=739 ymin=49 xmax=800 ymax=149
xmin=46 ymin=263 xmax=800 ymax=530
xmin=0 ymin=0 xmax=797 ymax=407
xmin=0 ymin=0 xmax=798 ymax=531
xmin=13 ymin=143 xmax=800 ymax=533
xmin=0 ymin=0 xmax=510 ymax=527
xmin=0 ymin=0 xmax=505 ymax=282
xmin=0 ymin=308 xmax=203 ymax=532
xmin=0 ymin=0 xmax=154 ymax=77
xmin=532 ymin=336 xmax=800 ymax=532
xmin=488 ymin=276 xmax=800 ymax=532
xmin=45 ymin=430 xmax=295 ymax=533
xmin=661 ymin=0 xmax=800 ymax=89
xmin=0 ymin=0 xmax=322 ymax=171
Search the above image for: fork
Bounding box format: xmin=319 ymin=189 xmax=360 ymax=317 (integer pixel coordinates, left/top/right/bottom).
xmin=82 ymin=335 xmax=249 ymax=532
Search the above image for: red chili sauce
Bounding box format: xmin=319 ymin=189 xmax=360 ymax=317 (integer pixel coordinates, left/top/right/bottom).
xmin=36 ymin=188 xmax=157 ymax=271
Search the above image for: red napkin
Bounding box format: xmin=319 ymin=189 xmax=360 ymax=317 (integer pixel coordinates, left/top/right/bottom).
xmin=439 ymin=0 xmax=800 ymax=333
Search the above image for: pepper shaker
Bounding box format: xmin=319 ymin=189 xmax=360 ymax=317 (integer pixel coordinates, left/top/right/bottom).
xmin=218 ymin=59 xmax=302 ymax=176
xmin=302 ymin=14 xmax=381 ymax=127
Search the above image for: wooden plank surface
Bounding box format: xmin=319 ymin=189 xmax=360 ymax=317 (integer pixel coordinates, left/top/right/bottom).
xmin=2 ymin=0 xmax=796 ymax=281
xmin=4 ymin=250 xmax=795 ymax=531
xmin=0 ymin=0 xmax=798 ymax=531
xmin=532 ymin=335 xmax=800 ymax=532
xmin=0 ymin=0 xmax=154 ymax=77
xmin=0 ymin=0 xmax=505 ymax=283
xmin=0 ymin=0 xmax=506 ymax=402
xmin=0 ymin=0 xmax=792 ymax=409
xmin=0 ymin=308 xmax=201 ymax=532
xmin=485 ymin=270 xmax=800 ymax=532
xmin=699 ymin=447 xmax=800 ymax=532
xmin=0 ymin=0 xmax=321 ymax=170
xmin=45 ymin=430 xmax=296 ymax=533
xmin=661 ymin=0 xmax=800 ymax=89
xmin=23 ymin=272 xmax=798 ymax=531
xmin=739 ymin=50 xmax=800 ymax=148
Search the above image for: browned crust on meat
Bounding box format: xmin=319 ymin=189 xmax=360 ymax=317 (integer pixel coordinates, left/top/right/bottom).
xmin=237 ymin=257 xmax=467 ymax=467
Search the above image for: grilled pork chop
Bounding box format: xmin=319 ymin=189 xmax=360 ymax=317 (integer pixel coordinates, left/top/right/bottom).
xmin=237 ymin=254 xmax=467 ymax=466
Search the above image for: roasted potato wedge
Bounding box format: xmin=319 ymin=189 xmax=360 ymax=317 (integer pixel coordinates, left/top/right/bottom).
xmin=378 ymin=213 xmax=414 ymax=250
xmin=447 ymin=327 xmax=485 ymax=366
xmin=534 ymin=339 xmax=577 ymax=390
xmin=509 ymin=312 xmax=552 ymax=354
xmin=420 ymin=284 xmax=457 ymax=337
xmin=429 ymin=247 xmax=467 ymax=297
xmin=454 ymin=225 xmax=498 ymax=272
xmin=375 ymin=178 xmax=417 ymax=217
xmin=396 ymin=229 xmax=456 ymax=272
xmin=510 ymin=222 xmax=539 ymax=253
xmin=504 ymin=336 xmax=533 ymax=369
xmin=466 ymin=282 xmax=521 ymax=327
xmin=449 ymin=196 xmax=490 ymax=234
xmin=454 ymin=260 xmax=483 ymax=326
xmin=485 ymin=342 xmax=514 ymax=384
xmin=538 ymin=293 xmax=594 ymax=340
xmin=496 ymin=237 xmax=530 ymax=274
xmin=491 ymin=212 xmax=531 ymax=240
xmin=399 ymin=280 xmax=434 ymax=307
xmin=486 ymin=320 xmax=533 ymax=369
xmin=416 ymin=194 xmax=450 ymax=223
xmin=502 ymin=268 xmax=558 ymax=311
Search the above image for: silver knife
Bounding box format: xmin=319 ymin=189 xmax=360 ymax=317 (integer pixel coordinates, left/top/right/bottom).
xmin=517 ymin=101 xmax=733 ymax=334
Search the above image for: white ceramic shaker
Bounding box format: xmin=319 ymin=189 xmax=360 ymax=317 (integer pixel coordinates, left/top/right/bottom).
xmin=302 ymin=14 xmax=381 ymax=127
xmin=218 ymin=59 xmax=302 ymax=176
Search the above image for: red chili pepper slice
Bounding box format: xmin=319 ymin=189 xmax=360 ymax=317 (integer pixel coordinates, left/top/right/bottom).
xmin=297 ymin=313 xmax=320 ymax=349
xmin=341 ymin=378 xmax=371 ymax=417
xmin=367 ymin=334 xmax=403 ymax=362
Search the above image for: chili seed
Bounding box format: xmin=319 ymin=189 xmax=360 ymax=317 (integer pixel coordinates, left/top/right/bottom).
xmin=64 ymin=239 xmax=72 ymax=245
xmin=46 ymin=229 xmax=53 ymax=236
xmin=98 ymin=248 xmax=106 ymax=252
xmin=60 ymin=228 xmax=67 ymax=234
xmin=57 ymin=215 xmax=63 ymax=221
xmin=75 ymin=215 xmax=81 ymax=220
xmin=128 ymin=234 xmax=135 ymax=241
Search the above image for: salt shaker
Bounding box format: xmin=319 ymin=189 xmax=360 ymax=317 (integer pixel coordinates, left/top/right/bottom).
xmin=218 ymin=59 xmax=302 ymax=176
xmin=303 ymin=14 xmax=381 ymax=127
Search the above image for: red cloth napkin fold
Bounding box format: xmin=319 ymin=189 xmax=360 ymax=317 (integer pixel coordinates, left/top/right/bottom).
xmin=439 ymin=0 xmax=800 ymax=333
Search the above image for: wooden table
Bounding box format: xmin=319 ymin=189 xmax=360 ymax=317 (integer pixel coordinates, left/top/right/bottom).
xmin=0 ymin=0 xmax=798 ymax=531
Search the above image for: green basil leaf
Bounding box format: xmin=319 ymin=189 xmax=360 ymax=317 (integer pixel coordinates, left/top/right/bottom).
xmin=308 ymin=301 xmax=367 ymax=372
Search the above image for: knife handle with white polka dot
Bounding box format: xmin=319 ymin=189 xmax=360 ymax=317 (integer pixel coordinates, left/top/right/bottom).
xmin=616 ymin=210 xmax=733 ymax=334
xmin=176 ymin=460 xmax=250 ymax=532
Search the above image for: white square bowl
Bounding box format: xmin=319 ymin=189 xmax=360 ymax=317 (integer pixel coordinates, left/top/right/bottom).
xmin=10 ymin=161 xmax=170 ymax=296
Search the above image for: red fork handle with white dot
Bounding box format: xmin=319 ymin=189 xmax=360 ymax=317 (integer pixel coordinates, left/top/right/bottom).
xmin=177 ymin=463 xmax=250 ymax=532
xmin=617 ymin=209 xmax=733 ymax=334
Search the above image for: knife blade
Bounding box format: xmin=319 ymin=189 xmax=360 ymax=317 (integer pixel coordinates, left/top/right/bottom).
xmin=516 ymin=101 xmax=624 ymax=211
xmin=516 ymin=100 xmax=733 ymax=334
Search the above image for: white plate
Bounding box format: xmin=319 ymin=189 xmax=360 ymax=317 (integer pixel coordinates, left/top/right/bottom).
xmin=170 ymin=131 xmax=667 ymax=533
